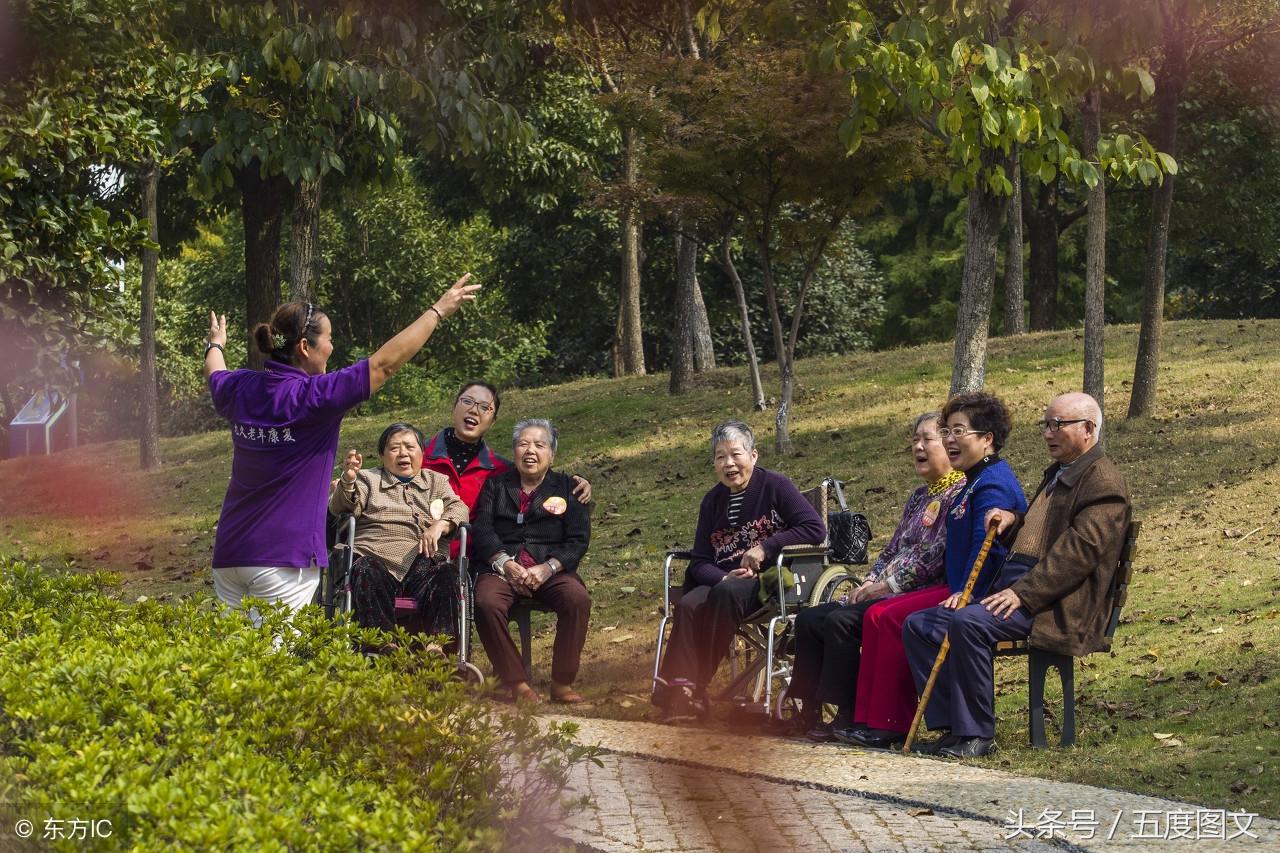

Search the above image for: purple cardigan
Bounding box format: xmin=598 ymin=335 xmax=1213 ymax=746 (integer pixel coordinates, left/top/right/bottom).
xmin=685 ymin=467 xmax=826 ymax=589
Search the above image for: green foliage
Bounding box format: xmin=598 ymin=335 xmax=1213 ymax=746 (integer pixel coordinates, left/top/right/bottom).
xmin=317 ymin=177 xmax=549 ymax=414
xmin=736 ymin=222 xmax=887 ymax=359
xmin=0 ymin=557 xmax=594 ymax=850
xmin=128 ymin=172 xmax=546 ymax=432
xmin=178 ymin=0 xmax=541 ymax=197
xmin=823 ymin=0 xmax=1172 ymax=194
xmin=0 ymin=0 xmax=219 ymax=453
xmin=861 ymin=182 xmax=966 ymax=347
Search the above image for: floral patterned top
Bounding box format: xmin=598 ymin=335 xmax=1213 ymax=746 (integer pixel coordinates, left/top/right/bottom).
xmin=864 ymin=472 xmax=966 ymax=593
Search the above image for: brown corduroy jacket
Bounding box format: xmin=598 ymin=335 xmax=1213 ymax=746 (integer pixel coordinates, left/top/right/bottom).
xmin=1005 ymin=443 xmax=1132 ymax=657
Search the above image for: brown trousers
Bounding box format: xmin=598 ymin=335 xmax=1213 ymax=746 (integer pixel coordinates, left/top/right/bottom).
xmin=473 ymin=571 xmax=591 ymax=686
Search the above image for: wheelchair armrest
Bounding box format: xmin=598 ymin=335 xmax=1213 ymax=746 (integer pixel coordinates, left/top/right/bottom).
xmin=662 ymin=549 xmax=696 ymax=612
xmin=780 ymin=543 xmax=828 ymax=558
xmin=334 ymin=513 xmax=356 ymax=551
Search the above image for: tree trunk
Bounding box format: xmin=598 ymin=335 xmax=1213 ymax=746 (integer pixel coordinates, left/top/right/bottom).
xmin=756 ymin=233 xmax=791 ymax=453
xmin=1002 ymin=144 xmax=1026 ymax=336
xmin=690 ymin=267 xmax=716 ymax=372
xmin=1025 ymin=180 xmax=1059 ymax=331
xmin=612 ymin=302 xmax=626 ymax=377
xmin=678 ymin=0 xmax=701 ymax=59
xmin=669 ymin=228 xmax=699 ymax=394
xmin=615 ymin=126 xmax=646 ymax=376
xmin=237 ymin=166 xmax=291 ymax=370
xmin=720 ymin=236 xmax=765 ymax=411
xmin=289 ymin=176 xmax=322 ymax=304
xmin=139 ymin=163 xmax=161 ymax=470
xmin=950 ymin=175 xmax=1002 ymax=395
xmin=1081 ymin=87 xmax=1107 ymax=418
xmin=1129 ymin=28 xmax=1186 ymax=419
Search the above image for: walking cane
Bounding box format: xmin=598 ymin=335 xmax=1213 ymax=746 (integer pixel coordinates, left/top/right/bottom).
xmin=902 ymin=521 xmax=1000 ymax=753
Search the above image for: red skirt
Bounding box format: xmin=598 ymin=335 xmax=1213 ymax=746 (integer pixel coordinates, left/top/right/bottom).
xmin=853 ymin=584 xmax=949 ymax=733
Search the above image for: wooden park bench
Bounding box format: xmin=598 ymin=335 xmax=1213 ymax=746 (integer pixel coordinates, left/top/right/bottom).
xmin=994 ymin=521 xmax=1140 ymax=748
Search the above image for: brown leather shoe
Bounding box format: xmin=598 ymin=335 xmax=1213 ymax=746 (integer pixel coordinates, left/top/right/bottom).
xmin=511 ymin=682 xmax=543 ymax=704
xmin=550 ymin=682 xmax=584 ymax=704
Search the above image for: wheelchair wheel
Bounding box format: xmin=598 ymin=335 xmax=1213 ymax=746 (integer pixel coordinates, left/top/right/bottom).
xmin=773 ymin=683 xmax=802 ymax=723
xmin=457 ymin=661 xmax=484 ymax=685
xmin=810 ymin=566 xmax=860 ymax=607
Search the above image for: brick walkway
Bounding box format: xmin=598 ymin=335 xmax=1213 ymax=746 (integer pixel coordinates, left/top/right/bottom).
xmin=547 ymin=716 xmax=1278 ymax=851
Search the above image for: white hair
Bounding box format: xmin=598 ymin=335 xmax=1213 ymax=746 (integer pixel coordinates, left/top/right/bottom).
xmin=513 ymin=418 xmax=557 ymax=454
xmin=710 ymin=420 xmax=755 ymax=456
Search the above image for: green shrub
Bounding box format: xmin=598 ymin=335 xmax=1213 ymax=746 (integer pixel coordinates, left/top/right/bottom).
xmin=0 ymin=559 xmax=594 ymax=851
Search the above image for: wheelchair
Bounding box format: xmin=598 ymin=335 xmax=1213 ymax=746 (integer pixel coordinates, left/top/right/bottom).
xmin=318 ymin=514 xmax=484 ymax=683
xmin=651 ymin=478 xmax=865 ymax=722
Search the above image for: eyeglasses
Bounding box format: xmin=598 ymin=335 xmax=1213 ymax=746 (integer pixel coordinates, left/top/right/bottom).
xmin=938 ymin=427 xmax=988 ymax=439
xmin=457 ymin=395 xmax=494 ymax=414
xmin=1038 ymin=418 xmax=1093 ymax=433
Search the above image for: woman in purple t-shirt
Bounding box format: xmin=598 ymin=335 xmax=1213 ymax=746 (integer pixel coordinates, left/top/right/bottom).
xmin=203 ymin=274 xmax=479 ymax=624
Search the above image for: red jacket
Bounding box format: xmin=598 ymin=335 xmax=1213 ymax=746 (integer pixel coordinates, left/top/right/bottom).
xmin=421 ymin=428 xmax=511 ymax=558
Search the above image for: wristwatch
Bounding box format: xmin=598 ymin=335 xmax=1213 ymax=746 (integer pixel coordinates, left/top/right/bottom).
xmin=204 ymin=341 xmax=224 ymax=357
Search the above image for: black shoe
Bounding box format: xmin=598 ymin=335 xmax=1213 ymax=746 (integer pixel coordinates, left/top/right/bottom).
xmin=909 ymin=732 xmax=960 ymax=755
xmin=661 ymin=683 xmax=698 ymax=724
xmin=938 ymin=736 xmax=997 ymax=758
xmin=830 ymin=723 xmax=867 ymax=744
xmin=805 ymin=721 xmax=835 ymax=742
xmin=843 ymin=727 xmax=906 ymax=750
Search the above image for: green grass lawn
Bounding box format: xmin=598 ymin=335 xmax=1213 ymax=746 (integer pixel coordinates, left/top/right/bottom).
xmin=2 ymin=318 xmax=1277 ymax=817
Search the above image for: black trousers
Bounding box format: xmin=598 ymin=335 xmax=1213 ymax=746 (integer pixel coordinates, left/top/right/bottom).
xmin=788 ymin=597 xmax=885 ymax=712
xmin=350 ymin=553 xmax=450 ymax=637
xmin=658 ymin=577 xmax=762 ymax=695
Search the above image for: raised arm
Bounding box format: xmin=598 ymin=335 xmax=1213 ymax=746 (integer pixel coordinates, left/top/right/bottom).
xmin=204 ymin=312 xmax=228 ymax=380
xmin=368 ymin=274 xmax=480 ymax=393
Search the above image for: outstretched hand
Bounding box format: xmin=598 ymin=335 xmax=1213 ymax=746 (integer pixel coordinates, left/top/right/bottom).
xmin=432 ymin=273 xmax=481 ymax=320
xmin=208 ymin=312 xmax=228 ymax=347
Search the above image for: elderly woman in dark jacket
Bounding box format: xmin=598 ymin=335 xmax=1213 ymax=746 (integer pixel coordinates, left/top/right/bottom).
xmin=654 ymin=420 xmax=825 ymax=723
xmin=471 ymin=418 xmax=591 ymax=704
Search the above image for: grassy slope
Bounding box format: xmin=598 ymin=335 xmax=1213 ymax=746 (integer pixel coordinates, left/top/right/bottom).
xmin=2 ymin=319 xmax=1277 ymax=816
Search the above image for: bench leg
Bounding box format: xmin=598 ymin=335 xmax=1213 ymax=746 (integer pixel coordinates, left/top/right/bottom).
xmin=515 ymin=608 xmax=533 ymax=683
xmin=1027 ymin=652 xmax=1048 ymax=749
xmin=1027 ymin=651 xmax=1075 ymax=748
xmin=1059 ymin=657 xmax=1076 ymax=747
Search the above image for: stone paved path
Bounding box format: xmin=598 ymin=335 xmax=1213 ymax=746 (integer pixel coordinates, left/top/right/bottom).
xmin=547 ymin=715 xmax=1279 ymax=852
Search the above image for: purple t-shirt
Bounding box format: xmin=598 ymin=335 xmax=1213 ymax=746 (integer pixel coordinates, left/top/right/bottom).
xmin=209 ymin=359 xmax=370 ymax=569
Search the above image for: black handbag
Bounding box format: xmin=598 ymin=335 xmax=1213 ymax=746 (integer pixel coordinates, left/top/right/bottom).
xmin=826 ymin=478 xmax=871 ymax=565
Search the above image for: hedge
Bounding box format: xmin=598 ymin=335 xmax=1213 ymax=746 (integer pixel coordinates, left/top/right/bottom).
xmin=0 ymin=559 xmax=594 ymax=851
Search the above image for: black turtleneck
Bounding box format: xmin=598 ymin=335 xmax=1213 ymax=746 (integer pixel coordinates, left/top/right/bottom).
xmin=443 ymin=427 xmax=483 ymax=474
xmin=963 ymin=453 xmax=1000 ymax=481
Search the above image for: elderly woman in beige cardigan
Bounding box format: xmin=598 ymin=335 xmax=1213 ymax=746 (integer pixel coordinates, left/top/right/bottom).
xmin=330 ymin=422 xmax=469 ymax=642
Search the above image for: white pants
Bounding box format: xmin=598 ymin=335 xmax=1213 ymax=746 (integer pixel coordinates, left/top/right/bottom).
xmin=213 ymin=566 xmax=320 ymax=628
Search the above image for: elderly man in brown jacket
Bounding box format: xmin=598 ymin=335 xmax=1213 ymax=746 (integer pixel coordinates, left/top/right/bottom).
xmin=903 ymin=392 xmax=1131 ymax=758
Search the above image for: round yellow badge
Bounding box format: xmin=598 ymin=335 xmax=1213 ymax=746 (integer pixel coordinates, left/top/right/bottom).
xmin=543 ymin=496 xmax=568 ymax=516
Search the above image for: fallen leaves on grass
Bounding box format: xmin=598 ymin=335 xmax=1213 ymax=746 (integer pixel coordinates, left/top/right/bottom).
xmin=1153 ymin=732 xmax=1185 ymax=748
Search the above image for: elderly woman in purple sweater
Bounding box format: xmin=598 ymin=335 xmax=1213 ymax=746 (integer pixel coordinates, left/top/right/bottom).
xmin=654 ymin=421 xmax=825 ymax=723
